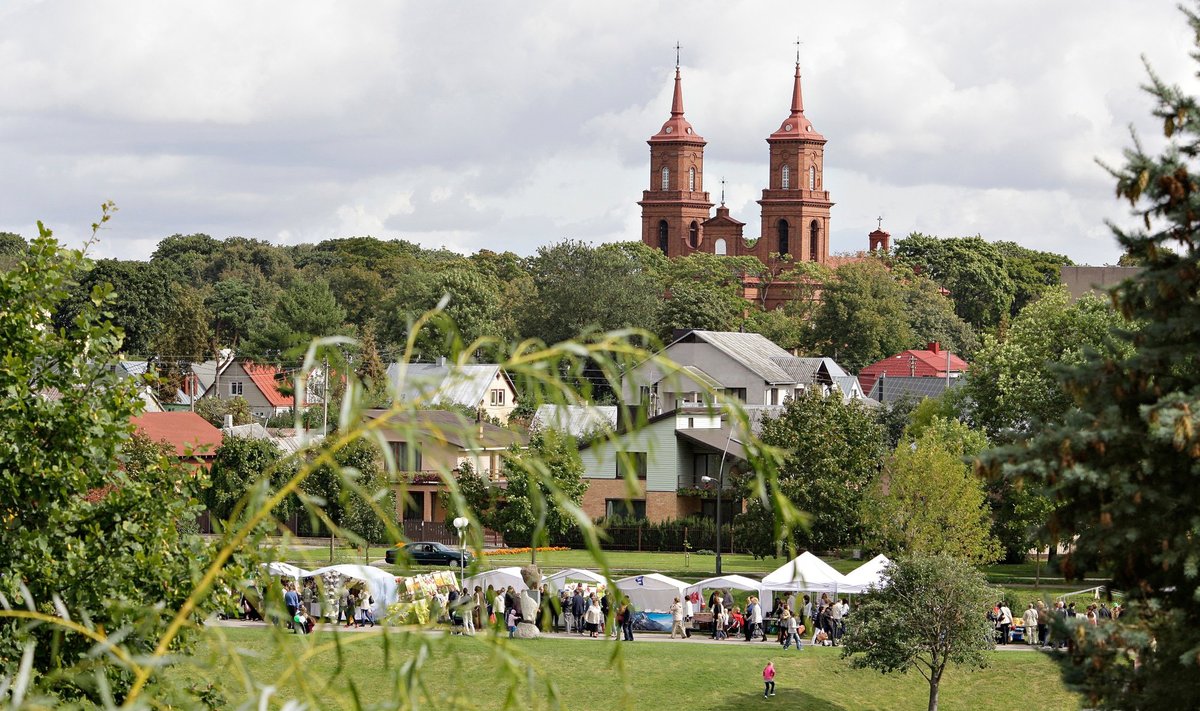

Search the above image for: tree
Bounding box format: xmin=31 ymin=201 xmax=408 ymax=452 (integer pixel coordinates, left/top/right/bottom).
xmin=995 ymin=240 xmax=1073 ymax=316
xmin=244 ymin=278 xmax=346 ymax=358
xmin=864 ymin=418 xmax=1000 ymax=564
xmin=903 ymin=275 xmax=979 ymax=358
xmin=967 ymin=286 xmax=1129 ymax=439
xmin=894 ymin=234 xmax=1017 ymax=330
xmin=737 ymin=389 xmax=887 ymax=555
xmin=194 ymin=395 xmax=253 ymax=427
xmin=302 ymin=439 xmax=395 ymax=546
xmin=841 ymin=554 xmax=997 ymax=711
xmin=658 ymin=279 xmax=745 ymax=336
xmin=206 ymin=278 xmax=258 ymax=348
xmin=807 ymin=258 xmax=912 ymax=371
xmin=207 ymin=436 xmax=292 ymax=524
xmin=51 ymin=258 xmax=174 ymax=356
xmin=494 ymin=430 xmax=587 ymax=553
xmin=520 ymin=240 xmax=664 ymax=344
xmin=984 ymin=10 xmax=1200 ymax=704
xmin=0 ymin=216 xmax=224 ymax=703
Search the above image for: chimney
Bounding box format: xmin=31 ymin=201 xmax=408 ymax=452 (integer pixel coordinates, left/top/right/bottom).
xmin=437 ymin=355 xmax=447 ymax=367
xmin=223 ymin=414 xmax=233 ymax=431
xmin=928 ymin=341 xmax=940 ymax=354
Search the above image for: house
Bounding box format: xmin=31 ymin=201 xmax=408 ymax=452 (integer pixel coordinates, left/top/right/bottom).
xmin=130 ymin=411 xmax=223 ymax=467
xmin=365 ymin=409 xmax=527 ymax=523
xmin=856 ymin=342 xmax=969 ymax=397
xmin=865 ymin=374 xmax=964 ymax=405
xmin=387 ymin=360 xmax=518 ymax=423
xmin=222 ymin=421 xmax=316 ymax=456
xmin=626 ymin=329 xmax=864 ymax=414
xmin=578 ymin=406 xmax=746 ymax=523
xmin=200 ymin=360 xmax=307 ymax=420
xmin=530 ymin=404 xmax=618 ymax=438
xmin=106 ymin=361 xmax=166 ymax=412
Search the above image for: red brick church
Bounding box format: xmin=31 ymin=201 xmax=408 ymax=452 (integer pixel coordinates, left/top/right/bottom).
xmin=638 ymin=57 xmax=892 ymax=268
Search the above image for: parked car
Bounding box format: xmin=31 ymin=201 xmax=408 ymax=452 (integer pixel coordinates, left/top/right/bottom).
xmin=386 ymin=541 xmax=473 ymax=566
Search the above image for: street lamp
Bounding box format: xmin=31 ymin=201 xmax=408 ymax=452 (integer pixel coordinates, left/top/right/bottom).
xmin=452 ymin=516 xmax=469 ymax=587
xmin=701 ymin=429 xmax=737 ymax=576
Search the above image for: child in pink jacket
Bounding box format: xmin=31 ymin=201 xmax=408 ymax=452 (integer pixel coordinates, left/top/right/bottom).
xmin=763 ymin=661 xmax=776 ymax=698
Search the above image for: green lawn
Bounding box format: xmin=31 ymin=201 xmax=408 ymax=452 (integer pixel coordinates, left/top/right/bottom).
xmin=181 ymin=626 xmax=1084 ymax=710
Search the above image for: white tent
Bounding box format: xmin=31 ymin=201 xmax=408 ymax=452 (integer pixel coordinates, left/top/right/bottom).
xmin=761 ymin=552 xmax=848 ymax=594
xmin=842 ymin=554 xmax=891 ymax=594
xmin=262 ymin=562 xmax=311 ymax=579
xmin=463 ymin=566 xmax=529 ymax=593
xmin=306 ymin=564 xmax=398 ymax=617
xmin=683 ymin=574 xmax=762 ymax=597
xmin=615 ymin=573 xmax=688 ymax=612
xmin=543 ymin=568 xmax=608 ymax=591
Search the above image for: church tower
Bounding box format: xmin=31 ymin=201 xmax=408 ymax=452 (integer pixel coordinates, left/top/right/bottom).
xmin=757 ymin=61 xmax=834 ymax=263
xmin=638 ymin=62 xmax=714 ymax=257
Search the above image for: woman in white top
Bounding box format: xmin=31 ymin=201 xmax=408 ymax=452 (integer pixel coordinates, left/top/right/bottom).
xmin=584 ymin=597 xmax=604 ymax=638
xmin=358 ymin=588 xmax=375 ymax=627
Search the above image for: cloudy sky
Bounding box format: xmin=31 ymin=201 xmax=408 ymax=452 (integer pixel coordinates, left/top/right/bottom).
xmin=2 ymin=1 xmax=1196 ymax=265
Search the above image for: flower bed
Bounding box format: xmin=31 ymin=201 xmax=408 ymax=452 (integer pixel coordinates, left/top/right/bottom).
xmin=483 ymin=546 xmax=570 ymax=556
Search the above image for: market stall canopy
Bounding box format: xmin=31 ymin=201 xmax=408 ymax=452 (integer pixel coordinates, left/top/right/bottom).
xmin=262 ymin=562 xmax=311 ymax=579
xmin=543 ymin=568 xmax=608 ymax=590
xmin=306 ymin=564 xmax=398 ymax=616
xmin=760 ymin=552 xmax=848 ymax=594
xmin=842 ymin=554 xmax=891 ymax=594
xmin=684 ymin=574 xmax=762 ymax=597
xmin=615 ymin=573 xmax=688 ymax=612
xmin=463 ymin=566 xmax=529 ymax=593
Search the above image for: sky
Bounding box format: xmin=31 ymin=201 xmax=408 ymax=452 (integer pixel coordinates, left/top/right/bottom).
xmin=2 ymin=0 xmax=1197 ymax=265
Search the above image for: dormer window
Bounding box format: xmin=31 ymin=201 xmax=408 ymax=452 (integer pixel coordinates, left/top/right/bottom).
xmin=809 ymin=165 xmax=816 ymax=190
xmin=688 ymin=167 xmax=696 ymax=191
xmin=661 ymin=167 xmax=670 ymax=190
xmin=781 ymin=165 xmax=790 ymax=189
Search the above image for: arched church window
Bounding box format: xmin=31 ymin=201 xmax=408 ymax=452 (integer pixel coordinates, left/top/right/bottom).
xmin=658 ymin=220 xmax=669 ymax=254
xmin=714 ymin=238 xmax=727 ymax=255
xmin=688 ymin=167 xmax=696 ymax=191
xmin=688 ymin=221 xmax=700 ymax=249
xmin=778 ymin=220 xmax=790 ymax=255
xmin=809 ymin=165 xmax=817 ymax=190
xmin=661 ymin=167 xmax=670 ymax=190
xmin=781 ymin=165 xmax=790 ymax=189
xmin=809 ymin=220 xmax=820 ymax=261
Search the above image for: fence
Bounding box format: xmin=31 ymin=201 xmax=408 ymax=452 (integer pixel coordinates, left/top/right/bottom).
xmin=547 ymin=520 xmax=737 ymax=553
xmin=402 ymin=520 xmax=504 ymax=548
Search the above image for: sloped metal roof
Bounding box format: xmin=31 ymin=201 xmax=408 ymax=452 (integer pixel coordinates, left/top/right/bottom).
xmin=680 ymin=331 xmax=795 ymax=384
xmin=386 ymin=363 xmax=503 ymax=409
xmin=530 ymin=405 xmax=617 ymax=437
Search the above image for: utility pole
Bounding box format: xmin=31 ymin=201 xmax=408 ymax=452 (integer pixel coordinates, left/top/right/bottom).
xmin=322 ymin=355 xmax=329 ymax=438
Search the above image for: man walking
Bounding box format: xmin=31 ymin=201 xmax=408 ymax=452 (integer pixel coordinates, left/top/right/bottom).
xmin=621 ymin=596 xmax=636 ymax=641
xmin=670 ymin=597 xmax=686 ymax=639
xmin=283 ymin=582 xmax=300 ymax=632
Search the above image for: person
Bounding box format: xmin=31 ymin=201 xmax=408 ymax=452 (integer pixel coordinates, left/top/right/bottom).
xmin=584 ymin=596 xmax=603 ymax=638
xmin=283 ymin=582 xmax=300 ymax=632
xmin=997 ymin=600 xmax=1013 ymax=644
xmin=785 ymin=592 xmax=797 ymax=617
xmin=485 ymin=585 xmax=497 ymax=625
xmin=461 ymin=587 xmax=476 ymax=635
xmin=345 ymin=588 xmax=358 ymax=628
xmin=1099 ymin=602 xmax=1112 ymax=620
xmin=504 ymin=586 xmax=517 ymax=621
xmin=801 ymin=595 xmax=812 ymax=633
xmin=743 ymin=597 xmax=757 ymax=641
xmin=571 ymin=588 xmax=587 ymax=635
xmin=683 ymin=593 xmax=694 ymax=638
xmin=829 ymin=596 xmax=844 ymax=646
xmin=1023 ymin=603 xmax=1039 ymax=645
xmin=601 ymin=592 xmax=612 ymax=638
xmin=670 ymin=596 xmax=686 ymax=639
xmin=506 ymin=605 xmax=518 ymax=638
xmin=358 ymin=587 xmax=375 ymax=627
xmin=728 ymin=606 xmax=744 ymax=637
xmin=713 ymin=599 xmax=727 ymax=640
xmin=762 ymin=660 xmax=776 ymax=698
xmin=781 ymin=609 xmax=803 ymax=650
xmin=750 ymin=596 xmax=764 ymax=641
xmin=473 ymin=586 xmax=485 ymax=631
xmin=723 ymin=588 xmax=735 ymax=612
xmin=1036 ymin=600 xmax=1048 ymax=646
xmin=621 ymin=596 xmax=635 ymax=641
xmin=708 ymin=589 xmax=719 ymax=615
xmin=561 ymin=588 xmax=574 ymax=633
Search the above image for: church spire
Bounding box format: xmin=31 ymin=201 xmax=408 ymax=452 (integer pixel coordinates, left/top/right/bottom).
xmin=651 ymin=45 xmax=703 ymax=143
xmin=769 ymin=55 xmax=823 ymax=141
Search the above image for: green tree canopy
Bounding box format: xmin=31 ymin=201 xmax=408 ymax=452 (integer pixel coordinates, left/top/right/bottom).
xmin=894 ymin=234 xmax=1017 ymax=330
xmin=841 ymin=554 xmax=997 ymax=711
xmin=737 ymin=389 xmax=886 ymax=555
xmin=807 ymin=258 xmax=913 ymax=371
xmin=494 ymin=430 xmax=587 ymax=552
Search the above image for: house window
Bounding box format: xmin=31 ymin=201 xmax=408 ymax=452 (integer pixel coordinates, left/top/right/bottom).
xmin=661 ymin=166 xmax=670 ymax=190
xmin=769 ymin=388 xmax=780 ymax=406
xmin=229 ymin=380 xmax=243 ymax=396
xmin=778 ymin=220 xmax=789 ymax=255
xmin=606 ymin=498 xmax=647 ymax=521
xmin=809 ymin=165 xmax=817 ymax=190
xmin=617 ymin=452 xmax=648 ymax=480
xmin=391 ymin=442 xmax=423 ymax=472
xmin=714 ymin=238 xmax=727 ymax=255
xmin=404 ymin=491 xmax=426 ymax=521
xmin=658 ymin=220 xmax=669 ymax=253
xmin=724 ymin=387 xmax=747 ymax=402
xmin=781 ymin=165 xmax=790 ymax=189
xmin=688 ymin=167 xmax=696 ymax=191
xmin=489 ymin=388 xmax=505 ymax=406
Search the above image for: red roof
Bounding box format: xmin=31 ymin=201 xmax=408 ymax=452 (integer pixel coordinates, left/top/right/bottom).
xmin=858 ymin=344 xmax=970 ymax=395
xmin=243 ymin=362 xmax=300 ymax=408
xmin=131 ymin=412 xmax=223 ymax=458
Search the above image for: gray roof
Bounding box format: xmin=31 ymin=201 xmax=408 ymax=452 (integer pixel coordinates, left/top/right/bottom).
xmin=866 ymin=375 xmax=964 ymax=404
xmin=223 ymin=422 xmax=317 ymax=455
xmin=530 ymin=405 xmax=617 ymax=437
xmin=677 ymin=331 xmax=796 ymax=384
xmin=675 ymin=427 xmax=749 ymax=462
xmin=365 ymin=409 xmax=526 ymax=450
xmin=386 ymin=363 xmax=506 ymax=409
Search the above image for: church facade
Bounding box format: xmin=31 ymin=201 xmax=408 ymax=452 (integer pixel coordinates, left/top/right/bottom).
xmin=638 ymin=62 xmax=835 ymax=264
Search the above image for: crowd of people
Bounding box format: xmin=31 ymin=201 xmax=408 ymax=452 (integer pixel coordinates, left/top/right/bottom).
xmin=991 ymin=598 xmax=1121 ymax=647
xmin=276 ymin=579 xmax=376 ymax=634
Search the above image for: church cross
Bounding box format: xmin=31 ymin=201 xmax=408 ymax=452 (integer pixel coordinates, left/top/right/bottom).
xmin=720 ymin=177 xmax=726 ymax=206
xmin=877 ymin=215 xmax=883 ymax=230
xmin=675 ymin=41 xmax=681 ymax=69
xmin=794 ymin=37 xmax=802 ymax=64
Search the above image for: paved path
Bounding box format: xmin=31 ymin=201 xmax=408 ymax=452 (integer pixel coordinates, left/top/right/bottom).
xmin=210 ymin=619 xmax=1049 ymax=652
